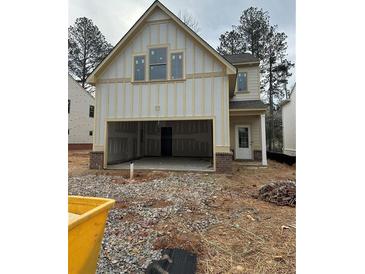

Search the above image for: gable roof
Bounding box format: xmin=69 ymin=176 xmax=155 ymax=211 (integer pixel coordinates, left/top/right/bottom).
xmin=86 ymin=0 xmax=237 ymax=84
xmin=223 ymin=53 xmax=260 ymax=65
xmin=68 ymin=74 xmax=95 ymax=99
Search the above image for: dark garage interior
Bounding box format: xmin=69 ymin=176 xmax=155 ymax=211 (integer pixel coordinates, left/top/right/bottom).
xmin=106 ymin=119 xmax=214 ymax=171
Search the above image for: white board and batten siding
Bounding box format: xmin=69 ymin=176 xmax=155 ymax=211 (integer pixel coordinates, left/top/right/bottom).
xmin=282 ymin=86 xmax=296 ymax=156
xmin=93 ymin=8 xmax=230 ymax=152
xmin=68 ymin=75 xmax=95 ymax=144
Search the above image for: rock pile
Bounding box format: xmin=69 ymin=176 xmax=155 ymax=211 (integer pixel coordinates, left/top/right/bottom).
xmin=256 ymin=181 xmax=296 ymax=207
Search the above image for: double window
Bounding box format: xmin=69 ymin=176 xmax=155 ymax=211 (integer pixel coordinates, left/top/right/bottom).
xmin=133 ymin=47 xmax=184 ymax=81
xmin=237 ymin=72 xmax=247 ymax=92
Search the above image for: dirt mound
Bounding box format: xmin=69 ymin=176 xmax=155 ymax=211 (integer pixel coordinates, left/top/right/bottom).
xmin=255 ymin=181 xmax=296 ymax=207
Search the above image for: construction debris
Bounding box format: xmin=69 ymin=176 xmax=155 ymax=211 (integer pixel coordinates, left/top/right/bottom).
xmin=68 ymin=155 xmax=296 ymax=273
xmin=255 ymin=180 xmax=296 ymax=207
xmin=145 ymin=249 xmax=197 ymax=274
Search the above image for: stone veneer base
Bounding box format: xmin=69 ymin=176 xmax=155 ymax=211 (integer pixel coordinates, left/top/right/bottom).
xmin=90 ymin=151 xmax=104 ymax=169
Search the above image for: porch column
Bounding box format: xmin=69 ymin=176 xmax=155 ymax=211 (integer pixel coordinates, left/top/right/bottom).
xmin=260 ymin=114 xmax=268 ymax=166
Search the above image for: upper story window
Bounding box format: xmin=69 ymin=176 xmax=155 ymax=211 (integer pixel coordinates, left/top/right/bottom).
xmin=134 ymin=55 xmax=145 ymax=81
xmin=89 ymin=105 xmax=94 ymax=118
xmin=68 ymin=100 xmax=70 ymax=113
xmin=237 ymin=72 xmax=247 ymax=92
xmin=149 ymin=47 xmax=167 ymax=80
xmin=171 ymin=52 xmax=183 ymax=79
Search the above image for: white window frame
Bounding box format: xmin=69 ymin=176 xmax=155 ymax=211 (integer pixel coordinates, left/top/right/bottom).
xmin=149 ymin=46 xmax=168 ymax=81
xmin=236 ymin=71 xmax=248 ymax=93
xmin=170 ymin=51 xmax=185 ymax=80
xmin=132 ymin=54 xmax=146 ymax=82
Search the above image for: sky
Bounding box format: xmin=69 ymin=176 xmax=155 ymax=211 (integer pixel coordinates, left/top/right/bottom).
xmin=69 ymin=0 xmax=296 ymax=86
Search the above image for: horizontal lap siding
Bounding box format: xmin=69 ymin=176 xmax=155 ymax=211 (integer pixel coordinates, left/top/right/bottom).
xmin=229 ymin=115 xmax=262 ymax=151
xmin=231 ymin=66 xmax=260 ymax=101
xmin=282 ymin=89 xmax=296 ymax=156
xmin=68 ymin=77 xmax=94 ymax=144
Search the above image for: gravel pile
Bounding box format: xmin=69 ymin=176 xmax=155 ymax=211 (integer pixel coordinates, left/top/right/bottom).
xmin=68 ymin=173 xmax=221 ymax=273
xmin=256 ymin=180 xmax=296 ymax=207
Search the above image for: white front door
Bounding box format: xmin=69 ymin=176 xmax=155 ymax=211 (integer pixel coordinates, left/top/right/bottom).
xmin=235 ymin=125 xmax=252 ymax=159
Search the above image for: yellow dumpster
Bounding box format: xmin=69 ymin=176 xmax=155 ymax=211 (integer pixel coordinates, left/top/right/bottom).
xmin=68 ymin=196 xmax=115 ymax=274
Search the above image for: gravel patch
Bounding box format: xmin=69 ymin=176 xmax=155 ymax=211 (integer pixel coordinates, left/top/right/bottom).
xmin=68 ymin=173 xmax=221 ymax=273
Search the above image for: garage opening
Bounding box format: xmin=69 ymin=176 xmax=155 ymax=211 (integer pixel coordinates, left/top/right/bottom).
xmin=106 ymin=119 xmax=214 ymax=171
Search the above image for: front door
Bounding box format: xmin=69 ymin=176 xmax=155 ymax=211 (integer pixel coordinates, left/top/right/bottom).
xmin=161 ymin=127 xmax=172 ymax=156
xmin=235 ymin=125 xmax=252 ymax=159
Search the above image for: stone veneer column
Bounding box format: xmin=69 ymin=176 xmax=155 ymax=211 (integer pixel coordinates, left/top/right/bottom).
xmin=90 ymin=151 xmax=104 ymax=169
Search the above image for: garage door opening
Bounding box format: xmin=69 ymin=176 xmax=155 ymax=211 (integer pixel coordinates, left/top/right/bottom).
xmin=106 ymin=119 xmax=214 ymax=171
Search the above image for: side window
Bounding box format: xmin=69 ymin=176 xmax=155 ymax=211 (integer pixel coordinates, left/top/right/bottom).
xmin=89 ymin=105 xmax=94 ymax=118
xmin=171 ymin=52 xmax=183 ymax=79
xmin=68 ymin=99 xmax=70 ymax=113
xmin=134 ymin=55 xmax=145 ymax=81
xmin=237 ymin=72 xmax=247 ymax=92
xmin=149 ymin=48 xmax=167 ymax=80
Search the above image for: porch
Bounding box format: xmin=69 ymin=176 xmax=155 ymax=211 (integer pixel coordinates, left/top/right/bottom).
xmin=229 ymin=100 xmax=267 ymax=166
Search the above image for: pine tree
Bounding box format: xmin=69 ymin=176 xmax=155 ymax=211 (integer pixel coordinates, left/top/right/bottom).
xmin=236 ymin=7 xmax=270 ymax=59
xmin=261 ymin=26 xmax=294 ymax=150
xmin=217 ymin=30 xmax=245 ymax=55
xmin=216 ymin=7 xmax=294 ymax=152
xmin=68 ymin=17 xmax=113 ymax=90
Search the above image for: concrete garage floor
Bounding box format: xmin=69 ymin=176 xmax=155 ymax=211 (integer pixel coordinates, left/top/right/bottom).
xmin=108 ymin=157 xmax=214 ymax=172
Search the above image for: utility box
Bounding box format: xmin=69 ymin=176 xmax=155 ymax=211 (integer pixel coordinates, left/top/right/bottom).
xmin=68 ymin=196 xmax=115 ymax=274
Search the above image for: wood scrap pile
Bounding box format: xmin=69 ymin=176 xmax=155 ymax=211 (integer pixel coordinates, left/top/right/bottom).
xmin=255 ymin=181 xmax=296 ymax=207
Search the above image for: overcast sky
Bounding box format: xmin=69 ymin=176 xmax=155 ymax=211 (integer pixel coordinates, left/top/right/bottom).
xmin=69 ymin=0 xmax=296 ymax=86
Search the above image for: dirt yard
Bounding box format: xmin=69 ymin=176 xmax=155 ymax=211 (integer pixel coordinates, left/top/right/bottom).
xmin=69 ymin=150 xmax=295 ymax=273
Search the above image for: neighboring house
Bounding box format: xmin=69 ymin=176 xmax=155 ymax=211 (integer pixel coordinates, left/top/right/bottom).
xmin=68 ymin=74 xmax=95 ymax=150
xmin=281 ymin=84 xmax=296 ymax=157
xmin=86 ymin=1 xmax=267 ymax=172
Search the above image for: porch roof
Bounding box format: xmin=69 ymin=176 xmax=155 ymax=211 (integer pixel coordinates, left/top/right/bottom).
xmin=229 ymin=100 xmax=267 ymax=111
xmin=223 ymin=53 xmax=260 ymax=65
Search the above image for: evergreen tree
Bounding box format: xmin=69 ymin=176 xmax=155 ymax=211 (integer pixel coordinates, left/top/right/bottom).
xmin=68 ymin=17 xmax=113 ymax=90
xmin=261 ymin=26 xmax=294 ymax=150
xmin=236 ymin=7 xmax=270 ymax=59
xmin=216 ymin=7 xmax=294 ymax=151
xmin=217 ymin=30 xmax=245 ymax=55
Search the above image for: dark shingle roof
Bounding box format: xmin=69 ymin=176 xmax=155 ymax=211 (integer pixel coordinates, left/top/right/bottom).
xmin=223 ymin=53 xmax=260 ymax=64
xmin=229 ymin=100 xmax=266 ymax=110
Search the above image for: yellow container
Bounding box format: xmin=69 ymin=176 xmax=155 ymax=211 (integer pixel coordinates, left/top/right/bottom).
xmin=68 ymin=196 xmax=115 ymax=274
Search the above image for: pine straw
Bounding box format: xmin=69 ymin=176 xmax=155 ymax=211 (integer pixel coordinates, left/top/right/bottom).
xmin=151 ymin=161 xmax=296 ymax=273
xmin=154 ymin=196 xmax=296 ymax=274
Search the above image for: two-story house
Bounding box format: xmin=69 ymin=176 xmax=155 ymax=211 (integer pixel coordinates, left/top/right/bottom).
xmin=68 ymin=74 xmax=95 ymax=150
xmin=86 ymin=0 xmax=267 ymax=172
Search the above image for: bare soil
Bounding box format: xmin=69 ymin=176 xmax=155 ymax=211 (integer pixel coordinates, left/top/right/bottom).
xmin=68 ymin=150 xmax=295 ymax=273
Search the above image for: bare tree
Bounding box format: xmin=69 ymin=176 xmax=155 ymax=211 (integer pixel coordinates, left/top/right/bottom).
xmin=178 ymin=10 xmax=200 ymax=33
